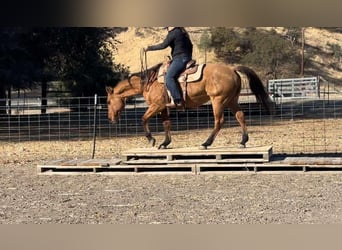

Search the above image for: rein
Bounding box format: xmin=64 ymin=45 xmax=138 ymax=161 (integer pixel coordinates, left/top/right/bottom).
xmin=140 ymin=49 xmax=148 ymax=83
xmin=139 ymin=49 xmax=160 ymax=92
xmin=128 ymin=50 xmax=161 ymax=92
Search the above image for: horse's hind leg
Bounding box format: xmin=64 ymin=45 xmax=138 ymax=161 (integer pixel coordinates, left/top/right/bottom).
xmin=201 ymin=100 xmax=225 ymax=149
xmin=229 ymin=101 xmax=249 ymax=148
xmin=142 ymin=119 xmax=156 ymax=147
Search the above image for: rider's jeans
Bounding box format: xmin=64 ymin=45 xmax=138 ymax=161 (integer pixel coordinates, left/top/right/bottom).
xmin=165 ymin=56 xmax=191 ymax=103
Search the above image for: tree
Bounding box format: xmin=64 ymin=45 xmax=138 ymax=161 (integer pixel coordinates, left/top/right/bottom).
xmin=23 ymin=28 xmax=61 ymax=113
xmin=0 ymin=27 xmax=38 ymax=114
xmin=198 ymin=30 xmax=211 ymax=63
xmin=327 ymin=42 xmax=342 ymax=69
xmin=242 ymin=29 xmax=300 ymax=78
xmin=209 ymin=27 xmax=242 ymax=63
xmin=209 ymin=27 xmax=255 ymax=64
xmin=46 ymin=27 xmax=129 ymax=97
xmin=0 ymin=27 xmax=129 ymax=114
xmin=209 ymin=28 xmax=300 ymax=78
xmin=284 ymin=27 xmax=301 ymax=46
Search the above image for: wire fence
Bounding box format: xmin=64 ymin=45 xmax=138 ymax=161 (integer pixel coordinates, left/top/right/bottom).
xmin=0 ymin=83 xmax=341 ymax=155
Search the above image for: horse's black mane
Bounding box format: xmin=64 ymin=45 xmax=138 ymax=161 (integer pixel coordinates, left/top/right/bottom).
xmin=146 ymin=62 xmax=163 ymax=74
xmin=129 ymin=62 xmax=163 ymax=82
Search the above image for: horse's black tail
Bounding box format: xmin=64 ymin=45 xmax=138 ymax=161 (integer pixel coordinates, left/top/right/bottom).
xmin=235 ymin=65 xmax=273 ymax=114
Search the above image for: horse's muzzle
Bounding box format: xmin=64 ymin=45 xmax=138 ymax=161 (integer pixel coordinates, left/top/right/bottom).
xmin=108 ymin=119 xmax=116 ymax=124
xmin=108 ymin=111 xmax=120 ymax=124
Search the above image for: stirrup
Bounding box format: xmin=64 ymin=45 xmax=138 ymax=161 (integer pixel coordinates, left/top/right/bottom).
xmin=166 ymin=100 xmax=185 ymax=110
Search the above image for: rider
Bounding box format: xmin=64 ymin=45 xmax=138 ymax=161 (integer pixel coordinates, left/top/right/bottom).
xmin=144 ymin=27 xmax=193 ymax=109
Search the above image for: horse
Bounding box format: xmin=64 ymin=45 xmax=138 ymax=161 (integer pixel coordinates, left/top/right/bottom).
xmin=106 ymin=62 xmax=273 ymax=149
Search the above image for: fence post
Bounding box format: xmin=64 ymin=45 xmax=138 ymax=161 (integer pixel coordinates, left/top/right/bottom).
xmin=91 ymin=94 xmax=98 ymax=159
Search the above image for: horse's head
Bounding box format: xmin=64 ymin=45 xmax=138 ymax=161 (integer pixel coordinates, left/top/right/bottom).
xmin=106 ymin=86 xmax=125 ymax=123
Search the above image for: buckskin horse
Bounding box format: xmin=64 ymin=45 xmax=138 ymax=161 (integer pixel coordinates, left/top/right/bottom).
xmin=106 ymin=62 xmax=273 ymax=149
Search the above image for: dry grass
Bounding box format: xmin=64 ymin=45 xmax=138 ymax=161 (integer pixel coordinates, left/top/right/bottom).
xmin=113 ymin=27 xmax=342 ymax=80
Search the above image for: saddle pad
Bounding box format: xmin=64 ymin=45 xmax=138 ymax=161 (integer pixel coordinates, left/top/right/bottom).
xmin=158 ymin=64 xmax=205 ymax=83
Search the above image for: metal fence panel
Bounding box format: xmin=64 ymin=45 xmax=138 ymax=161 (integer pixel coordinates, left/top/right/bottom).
xmin=268 ymin=77 xmax=319 ymax=101
xmin=1 ymin=88 xmax=341 ymax=155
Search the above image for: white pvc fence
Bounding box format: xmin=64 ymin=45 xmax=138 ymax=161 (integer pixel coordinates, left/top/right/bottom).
xmin=268 ymin=77 xmax=319 ymax=102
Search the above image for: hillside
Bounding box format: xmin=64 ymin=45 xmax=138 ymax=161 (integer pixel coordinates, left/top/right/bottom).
xmin=113 ymin=27 xmax=342 ymax=83
xmin=113 ymin=27 xmax=214 ymax=73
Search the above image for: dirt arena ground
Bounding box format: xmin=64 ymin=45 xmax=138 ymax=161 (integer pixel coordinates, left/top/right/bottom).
xmin=1 ymin=119 xmax=342 ymax=224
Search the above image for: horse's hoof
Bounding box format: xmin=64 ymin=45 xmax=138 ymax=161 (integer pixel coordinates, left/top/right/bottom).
xmin=239 ymin=144 xmax=246 ymax=148
xmin=149 ymin=138 xmax=156 ymax=147
xmin=240 ymin=134 xmax=249 ymax=146
xmin=199 ymin=145 xmax=208 ymax=150
xmin=158 ymin=144 xmax=167 ymax=150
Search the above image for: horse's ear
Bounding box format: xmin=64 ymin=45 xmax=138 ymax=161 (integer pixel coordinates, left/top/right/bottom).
xmin=106 ymin=86 xmax=114 ymax=94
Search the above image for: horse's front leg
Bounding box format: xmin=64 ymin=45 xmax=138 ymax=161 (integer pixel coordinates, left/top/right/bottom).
xmin=158 ymin=108 xmax=171 ymax=149
xmin=142 ymin=105 xmax=172 ymax=149
xmin=142 ymin=106 xmax=158 ymax=147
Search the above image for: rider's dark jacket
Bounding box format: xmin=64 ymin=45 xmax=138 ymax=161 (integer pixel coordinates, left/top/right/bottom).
xmin=146 ymin=27 xmax=193 ymax=59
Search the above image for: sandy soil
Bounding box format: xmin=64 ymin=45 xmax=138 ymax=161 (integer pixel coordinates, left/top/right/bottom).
xmin=1 ymin=120 xmax=342 ymax=224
